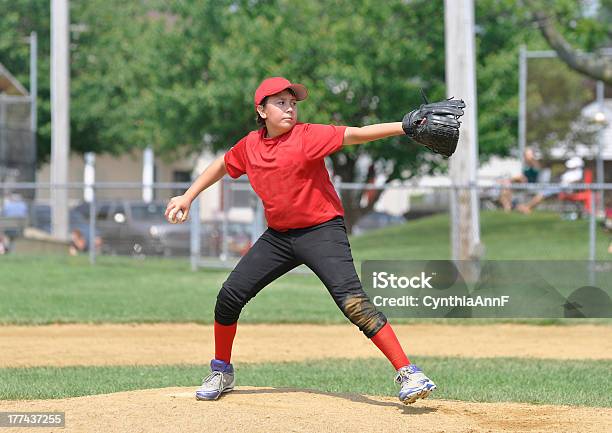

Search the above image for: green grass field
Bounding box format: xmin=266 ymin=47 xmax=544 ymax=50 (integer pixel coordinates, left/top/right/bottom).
xmin=1 ymin=211 xmax=610 ymax=405
xmin=1 ymin=357 xmax=610 ymax=407
xmin=350 ymin=210 xmax=612 ymax=261
xmin=0 ymin=211 xmax=609 ymax=325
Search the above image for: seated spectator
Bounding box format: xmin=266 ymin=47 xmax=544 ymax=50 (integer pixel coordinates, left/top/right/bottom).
xmin=69 ymin=228 xmax=87 ymax=256
xmin=0 ymin=233 xmax=9 ymax=255
xmin=516 ymin=156 xmax=584 ymax=214
xmin=499 ymin=148 xmax=541 ymax=212
xmin=604 ymin=208 xmax=612 ymax=254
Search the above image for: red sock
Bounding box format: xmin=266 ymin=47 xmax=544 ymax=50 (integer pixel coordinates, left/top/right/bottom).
xmin=214 ymin=321 xmax=237 ymax=364
xmin=370 ymin=322 xmax=410 ymax=370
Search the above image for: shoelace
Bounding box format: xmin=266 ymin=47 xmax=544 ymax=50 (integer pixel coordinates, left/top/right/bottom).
xmin=395 ymin=368 xmax=426 ymax=383
xmin=202 ymin=371 xmax=223 ymax=391
xmin=395 ymin=369 xmax=410 ymax=384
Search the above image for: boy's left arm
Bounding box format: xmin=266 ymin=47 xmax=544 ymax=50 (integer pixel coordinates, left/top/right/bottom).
xmin=342 ymin=122 xmax=405 ymax=146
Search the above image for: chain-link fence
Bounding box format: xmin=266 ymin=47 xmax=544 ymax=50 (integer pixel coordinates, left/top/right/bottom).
xmin=1 ymin=177 xmax=611 ymax=266
xmin=0 ymin=94 xmax=35 ymax=197
xmin=0 ymin=181 xmax=257 ymax=267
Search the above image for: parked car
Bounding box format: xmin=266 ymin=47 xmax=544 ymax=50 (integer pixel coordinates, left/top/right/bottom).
xmin=1 ymin=194 xmax=29 ymax=240
xmin=73 ymin=200 xmax=251 ymax=257
xmin=352 ymin=211 xmax=407 ymax=235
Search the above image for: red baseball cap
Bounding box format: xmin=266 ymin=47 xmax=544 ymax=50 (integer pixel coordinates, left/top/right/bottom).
xmin=254 ymin=77 xmax=308 ymax=108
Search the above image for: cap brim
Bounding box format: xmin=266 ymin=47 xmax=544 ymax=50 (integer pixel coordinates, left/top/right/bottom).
xmin=254 ymin=81 xmax=309 ymax=108
xmin=288 ymin=84 xmax=308 ymax=101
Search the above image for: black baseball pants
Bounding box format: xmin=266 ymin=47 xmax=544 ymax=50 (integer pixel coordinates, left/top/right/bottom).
xmin=214 ymin=216 xmax=387 ymax=338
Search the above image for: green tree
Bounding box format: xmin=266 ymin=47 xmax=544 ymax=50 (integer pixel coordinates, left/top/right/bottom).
xmin=175 ymin=0 xmax=578 ymax=229
xmin=72 ymin=0 xmax=236 ymax=160
xmin=0 ymin=0 xmax=50 ymax=164
xmin=527 ymin=0 xmax=612 ymax=85
xmin=0 ymin=0 xmax=216 ymax=164
xmin=475 ymin=0 xmax=601 ymax=157
xmin=2 ymin=0 xmax=605 ymax=230
xmin=178 ymin=0 xmax=449 ymax=230
xmin=525 ymin=57 xmax=596 ymax=154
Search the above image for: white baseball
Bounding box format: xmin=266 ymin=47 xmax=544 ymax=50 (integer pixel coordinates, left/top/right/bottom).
xmin=175 ymin=209 xmax=184 ymax=222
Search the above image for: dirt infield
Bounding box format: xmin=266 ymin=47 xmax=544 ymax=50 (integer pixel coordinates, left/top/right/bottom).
xmin=1 ymin=323 xmax=610 ymax=367
xmin=2 ymin=323 xmax=610 ymax=432
xmin=1 ymin=386 xmax=610 ymax=433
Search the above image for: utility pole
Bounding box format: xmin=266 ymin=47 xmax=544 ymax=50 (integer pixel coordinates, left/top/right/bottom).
xmin=595 ymin=80 xmax=605 ymax=217
xmin=50 ymin=0 xmax=70 ymax=240
xmin=29 ymin=32 xmax=37 ymax=139
xmin=518 ymin=45 xmax=527 ymax=168
xmin=143 ymin=146 xmax=154 ymax=203
xmin=445 ymin=0 xmax=482 ymax=262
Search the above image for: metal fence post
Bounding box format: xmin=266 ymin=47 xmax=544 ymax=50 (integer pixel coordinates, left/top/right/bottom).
xmin=0 ymin=95 xmax=6 ymax=169
xmin=595 ymin=80 xmax=605 ymax=217
xmin=589 ymin=185 xmax=596 ymax=262
xmin=251 ymin=194 xmax=264 ymax=245
xmin=449 ymin=184 xmax=459 ymax=261
xmin=589 ymin=185 xmax=596 ymax=285
xmin=190 ymin=196 xmax=200 ymax=271
xmin=88 ymin=185 xmax=96 ymax=265
xmin=518 ymin=45 xmax=527 ymax=168
xmin=221 ymin=179 xmax=229 ymax=261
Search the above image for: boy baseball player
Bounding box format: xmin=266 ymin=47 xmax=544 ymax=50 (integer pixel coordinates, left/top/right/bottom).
xmin=166 ymin=77 xmax=463 ymax=404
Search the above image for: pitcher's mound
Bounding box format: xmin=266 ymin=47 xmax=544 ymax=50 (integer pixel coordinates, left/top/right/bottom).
xmin=1 ymin=386 xmax=610 ymax=433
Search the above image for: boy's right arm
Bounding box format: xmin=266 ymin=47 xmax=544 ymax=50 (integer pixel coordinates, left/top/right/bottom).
xmin=165 ymin=154 xmax=228 ymax=223
xmin=184 ymin=154 xmax=228 ymax=202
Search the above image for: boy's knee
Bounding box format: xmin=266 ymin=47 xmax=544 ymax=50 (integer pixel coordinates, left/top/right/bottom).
xmin=214 ymin=283 xmax=244 ymax=325
xmin=341 ymin=294 xmax=387 ymax=338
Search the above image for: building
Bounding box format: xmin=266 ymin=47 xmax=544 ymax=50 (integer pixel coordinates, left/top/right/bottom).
xmin=34 ymin=148 xmax=258 ymax=222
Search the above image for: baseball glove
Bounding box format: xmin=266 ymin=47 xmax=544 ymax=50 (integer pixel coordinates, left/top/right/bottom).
xmin=402 ymin=91 xmax=466 ymax=157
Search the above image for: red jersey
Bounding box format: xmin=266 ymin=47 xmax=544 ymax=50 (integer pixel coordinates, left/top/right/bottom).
xmin=224 ymin=123 xmax=346 ymax=231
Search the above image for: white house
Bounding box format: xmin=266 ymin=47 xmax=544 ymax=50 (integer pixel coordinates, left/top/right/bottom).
xmin=549 ymin=99 xmax=612 ymax=161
